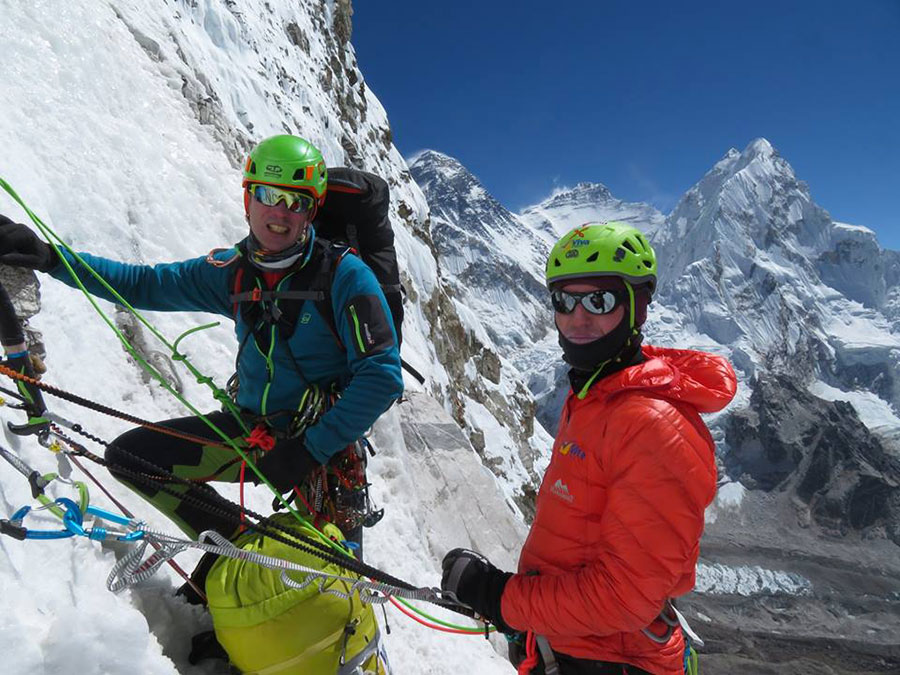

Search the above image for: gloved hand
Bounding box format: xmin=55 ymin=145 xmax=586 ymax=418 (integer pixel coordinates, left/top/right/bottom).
xmin=0 ymin=215 xmax=59 ymax=272
xmin=441 ymin=548 xmax=514 ymax=633
xmin=253 ymin=435 xmax=320 ymax=492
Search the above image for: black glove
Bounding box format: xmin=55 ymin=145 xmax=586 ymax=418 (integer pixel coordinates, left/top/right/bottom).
xmin=0 ymin=216 xmax=59 ymax=272
xmin=441 ymin=548 xmax=514 ymax=633
xmin=253 ymin=436 xmax=319 ymax=492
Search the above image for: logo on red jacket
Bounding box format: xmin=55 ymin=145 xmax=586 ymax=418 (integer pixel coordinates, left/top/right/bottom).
xmin=550 ymin=478 xmax=575 ymax=503
xmin=558 ymin=441 xmax=585 ymax=460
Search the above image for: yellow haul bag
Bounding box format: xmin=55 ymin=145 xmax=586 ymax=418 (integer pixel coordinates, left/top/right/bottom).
xmin=205 ymin=514 xmax=389 ymax=675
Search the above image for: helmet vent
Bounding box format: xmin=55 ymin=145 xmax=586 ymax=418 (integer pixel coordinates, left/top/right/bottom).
xmin=292 ymin=168 xmax=306 ymax=181
xmin=586 ymin=251 xmax=599 ymax=263
xmin=248 ymin=161 xmax=257 ymax=175
xmin=554 ymin=258 xmax=562 ymax=267
xmin=622 ymin=240 xmax=637 ymax=254
xmin=643 ymin=260 xmax=653 ymax=268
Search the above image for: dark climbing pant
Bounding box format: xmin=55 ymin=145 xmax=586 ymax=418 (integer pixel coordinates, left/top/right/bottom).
xmin=104 ymin=411 xmax=364 ymax=557
xmin=105 ymin=411 xmax=257 ymax=540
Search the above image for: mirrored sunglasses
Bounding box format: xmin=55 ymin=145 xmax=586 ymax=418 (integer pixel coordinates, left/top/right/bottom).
xmin=550 ymin=289 xmax=622 ymax=315
xmin=249 ymin=184 xmax=316 ymax=214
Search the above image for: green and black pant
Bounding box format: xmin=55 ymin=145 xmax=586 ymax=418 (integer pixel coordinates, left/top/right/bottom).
xmin=105 ymin=411 xmax=364 ymax=556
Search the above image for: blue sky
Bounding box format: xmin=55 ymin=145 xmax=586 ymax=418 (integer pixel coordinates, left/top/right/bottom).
xmin=352 ymin=1 xmax=900 ymax=249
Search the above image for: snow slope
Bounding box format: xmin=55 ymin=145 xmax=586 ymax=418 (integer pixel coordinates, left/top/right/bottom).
xmin=0 ymin=2 xmax=527 ymax=673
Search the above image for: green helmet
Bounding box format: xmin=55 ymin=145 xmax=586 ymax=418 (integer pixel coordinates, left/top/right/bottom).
xmin=545 ymin=222 xmax=657 ymax=292
xmin=242 ymin=135 xmax=327 ymax=203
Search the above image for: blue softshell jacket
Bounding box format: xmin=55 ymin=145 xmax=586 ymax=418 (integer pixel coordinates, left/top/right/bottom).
xmin=50 ymin=236 xmax=404 ymax=463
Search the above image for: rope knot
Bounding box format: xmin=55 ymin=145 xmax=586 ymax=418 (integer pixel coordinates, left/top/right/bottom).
xmin=245 ymin=424 xmax=275 ymax=452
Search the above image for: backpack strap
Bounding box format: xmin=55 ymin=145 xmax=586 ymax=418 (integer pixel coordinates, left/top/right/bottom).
xmin=312 ymin=244 xmax=355 ymax=350
xmin=229 ymin=238 xmax=347 ymax=350
xmin=315 ymin=168 xmax=404 ymax=346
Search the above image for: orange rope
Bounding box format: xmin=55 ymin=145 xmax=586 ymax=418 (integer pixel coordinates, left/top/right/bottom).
xmin=0 ymin=364 xmax=232 ymax=449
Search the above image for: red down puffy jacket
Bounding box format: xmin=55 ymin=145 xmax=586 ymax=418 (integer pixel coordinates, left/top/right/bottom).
xmin=501 ymin=345 xmax=737 ymax=674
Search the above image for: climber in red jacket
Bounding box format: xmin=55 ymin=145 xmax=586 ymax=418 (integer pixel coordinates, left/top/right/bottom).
xmin=442 ymin=222 xmax=738 ymax=674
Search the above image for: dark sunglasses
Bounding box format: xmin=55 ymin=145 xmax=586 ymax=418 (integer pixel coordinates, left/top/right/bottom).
xmin=550 ymin=289 xmax=622 ymax=315
xmin=249 ymin=184 xmax=316 ymax=214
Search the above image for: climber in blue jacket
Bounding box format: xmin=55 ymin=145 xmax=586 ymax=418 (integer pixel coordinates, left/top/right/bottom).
xmin=0 ymin=135 xmax=403 ymax=554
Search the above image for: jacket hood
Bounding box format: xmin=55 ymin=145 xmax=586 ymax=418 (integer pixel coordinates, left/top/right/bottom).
xmin=590 ymin=344 xmax=737 ymax=413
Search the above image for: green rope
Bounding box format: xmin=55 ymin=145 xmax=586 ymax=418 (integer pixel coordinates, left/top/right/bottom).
xmin=172 ymin=322 xmax=220 ymax=358
xmin=0 ymin=178 xmax=312 ymax=529
xmin=286 ymin=514 xmax=354 ymax=558
xmin=394 ymin=596 xmax=491 ymax=633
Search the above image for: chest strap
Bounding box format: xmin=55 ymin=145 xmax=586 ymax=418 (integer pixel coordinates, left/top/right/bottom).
xmin=229 ymin=288 xmax=326 ymax=303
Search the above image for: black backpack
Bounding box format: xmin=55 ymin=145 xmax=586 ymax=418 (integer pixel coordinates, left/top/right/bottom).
xmin=313 ymin=167 xmax=403 ymax=345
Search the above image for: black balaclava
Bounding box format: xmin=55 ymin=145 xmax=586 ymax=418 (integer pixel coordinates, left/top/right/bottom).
xmin=555 ymin=277 xmax=651 ymax=397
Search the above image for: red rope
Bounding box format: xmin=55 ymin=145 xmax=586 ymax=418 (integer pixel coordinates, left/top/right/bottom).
xmin=292 ymin=485 xmax=318 ymax=517
xmin=244 ymin=424 xmax=275 ymax=451
xmin=387 ymin=596 xmax=483 ymax=635
xmin=517 ymin=631 xmax=539 ymax=675
xmin=238 ymin=460 xmax=247 ymax=530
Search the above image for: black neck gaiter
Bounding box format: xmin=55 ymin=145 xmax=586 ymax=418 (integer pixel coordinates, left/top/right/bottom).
xmin=566 ymin=331 xmax=645 ymax=393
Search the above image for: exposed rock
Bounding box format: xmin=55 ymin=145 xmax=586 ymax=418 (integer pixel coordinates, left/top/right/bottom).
xmin=423 ymin=286 xmax=472 ymax=416
xmin=114 ymin=306 xmax=183 ymax=395
xmin=469 ymin=428 xmax=485 ymax=453
xmin=340 ymin=134 xmax=362 ymax=167
xmin=332 ymin=0 xmax=353 ymax=46
xmin=112 ymin=8 xmax=248 ymax=167
xmin=284 ymin=21 xmax=309 ymax=54
xmin=725 ymin=373 xmax=900 ymax=545
xmin=477 ymin=347 xmax=501 ymax=384
xmin=0 ymin=266 xmax=45 ymax=359
xmin=391 ymin=393 xmax=528 ymax=568
xmin=817 ymin=224 xmax=886 ymax=308
xmin=420 ymin=281 xmax=544 ymax=520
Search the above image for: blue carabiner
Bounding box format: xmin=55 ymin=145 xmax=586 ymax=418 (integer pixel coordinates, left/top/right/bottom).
xmin=60 ymin=497 xmax=88 ymax=537
xmin=7 ymin=500 xmax=79 ymax=540
xmin=7 ymin=497 xmax=146 ymax=542
xmin=85 ymin=506 xmax=145 ymax=541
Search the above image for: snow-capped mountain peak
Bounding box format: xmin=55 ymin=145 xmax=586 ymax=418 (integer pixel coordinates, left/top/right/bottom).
xmin=409 ymin=148 xmax=551 ymax=343
xmin=537 ymin=181 xmax=614 ymax=209
xmin=651 ymin=138 xmax=899 ymax=431
xmin=408 ymin=149 xmax=513 ymax=236
xmin=518 ymin=181 xmax=666 ymax=246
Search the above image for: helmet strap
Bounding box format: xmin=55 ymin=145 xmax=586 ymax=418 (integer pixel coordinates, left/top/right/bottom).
xmin=625 ymin=280 xmax=636 ymax=330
